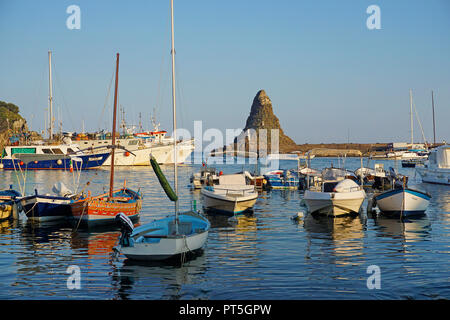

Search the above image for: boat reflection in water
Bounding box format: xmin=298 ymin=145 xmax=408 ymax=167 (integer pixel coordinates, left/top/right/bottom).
xmin=372 ymin=215 xmax=431 ymax=243
xmin=110 ymin=250 xmax=207 ymax=300
xmin=302 ymin=213 xmax=365 ymax=267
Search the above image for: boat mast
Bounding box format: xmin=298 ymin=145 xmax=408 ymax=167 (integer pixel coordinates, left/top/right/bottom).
xmin=431 ymin=90 xmax=436 ymax=146
xmin=48 ymin=51 xmax=54 ymax=140
xmin=409 ymin=89 xmax=413 ymax=147
xmin=109 ymin=53 xmax=120 ymax=199
xmin=170 ymin=0 xmax=179 ymax=218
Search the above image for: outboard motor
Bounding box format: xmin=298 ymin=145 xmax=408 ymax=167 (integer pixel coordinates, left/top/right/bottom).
xmin=115 ymin=213 xmax=134 ymax=247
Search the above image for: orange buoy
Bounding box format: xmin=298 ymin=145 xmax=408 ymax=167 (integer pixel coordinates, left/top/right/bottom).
xmin=219 ymin=171 xmax=223 ymax=176
xmin=125 ymin=152 xmax=130 ymax=157
xmin=20 ymin=161 xmax=24 ymax=166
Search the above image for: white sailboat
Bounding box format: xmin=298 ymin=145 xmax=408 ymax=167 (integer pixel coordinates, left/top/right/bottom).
xmin=114 ymin=0 xmax=209 ymax=261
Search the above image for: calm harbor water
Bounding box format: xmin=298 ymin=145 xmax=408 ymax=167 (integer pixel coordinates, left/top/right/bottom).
xmin=0 ymin=157 xmax=448 ymax=300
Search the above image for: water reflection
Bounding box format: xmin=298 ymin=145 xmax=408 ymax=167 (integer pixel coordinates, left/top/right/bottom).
xmin=303 ymin=214 xmax=365 ymax=266
xmin=111 ymin=252 xmax=207 ymax=300
xmin=372 ymin=215 xmax=431 ymax=243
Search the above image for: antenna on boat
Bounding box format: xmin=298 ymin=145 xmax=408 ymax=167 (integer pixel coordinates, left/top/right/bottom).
xmin=109 ymin=53 xmax=120 ymax=200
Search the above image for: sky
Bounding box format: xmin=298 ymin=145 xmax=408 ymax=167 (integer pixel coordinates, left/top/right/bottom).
xmin=0 ymin=0 xmax=449 ymax=145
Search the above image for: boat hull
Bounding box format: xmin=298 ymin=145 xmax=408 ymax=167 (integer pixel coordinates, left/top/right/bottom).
xmin=0 ymin=153 xmax=110 ymax=170
xmin=21 ymin=195 xmax=72 ymax=222
xmin=100 ymin=141 xmax=194 ymax=166
xmin=0 ymin=202 xmax=18 ymax=221
xmin=374 ymin=188 xmax=430 ymax=217
xmin=303 ymin=190 xmax=365 ymax=217
xmin=119 ymin=214 xmax=210 ymax=261
xmin=70 ymin=189 xmax=142 ymax=227
xmin=201 ymin=188 xmax=257 ymax=215
xmin=416 ymin=167 xmax=450 ymax=185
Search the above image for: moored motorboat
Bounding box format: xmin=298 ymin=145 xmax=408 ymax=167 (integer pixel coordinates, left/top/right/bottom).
xmin=303 ymin=168 xmax=366 ymax=217
xmin=201 ymin=173 xmax=258 ymax=215
xmin=115 ymin=211 xmax=210 ymax=261
xmin=374 ymin=187 xmax=431 ymax=217
xmin=373 ymin=169 xmax=431 ymax=217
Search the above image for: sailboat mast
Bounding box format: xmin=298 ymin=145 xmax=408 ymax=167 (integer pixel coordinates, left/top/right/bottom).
xmin=48 ymin=51 xmax=53 ymax=140
xmin=409 ymin=89 xmax=413 ymax=147
xmin=109 ymin=53 xmax=120 ymax=199
xmin=431 ymin=90 xmax=436 ymax=146
xmin=171 ymin=0 xmax=179 ymax=216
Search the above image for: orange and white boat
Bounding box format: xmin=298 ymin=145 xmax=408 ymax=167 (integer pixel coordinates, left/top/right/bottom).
xmin=71 ymin=185 xmax=142 ymax=227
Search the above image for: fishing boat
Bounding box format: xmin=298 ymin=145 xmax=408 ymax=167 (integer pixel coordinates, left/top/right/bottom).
xmin=373 ymin=169 xmax=431 ymax=217
xmin=201 ymin=173 xmax=258 ymax=215
xmin=113 ymin=0 xmax=209 ymax=261
xmin=0 ymin=144 xmax=109 ymax=170
xmin=303 ymin=167 xmax=366 ymax=217
xmin=0 ymin=186 xmax=21 ymax=221
xmin=416 ymin=145 xmax=450 ymax=185
xmin=70 ymin=53 xmax=142 ymax=228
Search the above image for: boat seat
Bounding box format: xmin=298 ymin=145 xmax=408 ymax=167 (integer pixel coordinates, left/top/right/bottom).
xmin=168 ymin=221 xmax=192 ymax=235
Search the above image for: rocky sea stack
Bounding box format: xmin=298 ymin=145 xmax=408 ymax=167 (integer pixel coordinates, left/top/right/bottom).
xmin=233 ymin=90 xmax=298 ymax=154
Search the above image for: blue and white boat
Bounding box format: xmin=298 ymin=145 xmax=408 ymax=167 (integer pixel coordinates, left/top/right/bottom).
xmin=20 ymin=183 xmax=77 ymax=222
xmin=115 ymin=211 xmax=210 ymax=261
xmin=0 ymin=144 xmax=109 ymax=170
xmin=374 ymin=187 xmax=431 ymax=217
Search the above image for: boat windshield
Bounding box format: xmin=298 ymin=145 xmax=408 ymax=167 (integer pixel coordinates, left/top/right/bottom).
xmin=321 ymin=168 xmax=347 ymax=181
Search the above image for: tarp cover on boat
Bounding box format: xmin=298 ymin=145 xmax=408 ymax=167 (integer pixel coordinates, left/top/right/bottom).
xmin=219 ymin=174 xmax=246 ymax=185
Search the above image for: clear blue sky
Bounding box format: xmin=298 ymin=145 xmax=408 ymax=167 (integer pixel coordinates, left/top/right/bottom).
xmin=1 ymin=0 xmax=449 ymax=144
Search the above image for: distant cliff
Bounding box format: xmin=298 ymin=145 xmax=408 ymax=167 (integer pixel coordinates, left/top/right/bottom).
xmin=232 ymin=90 xmax=297 ymax=154
xmin=0 ymin=101 xmax=27 ymax=132
xmin=0 ymin=100 xmax=29 ymax=149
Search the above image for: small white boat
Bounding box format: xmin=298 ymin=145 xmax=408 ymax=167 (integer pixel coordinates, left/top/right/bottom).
xmin=374 ymin=187 xmax=431 ymax=217
xmin=201 ymin=173 xmax=258 ymax=215
xmin=416 ymin=145 xmax=450 ymax=185
xmin=303 ymin=168 xmax=366 ymax=217
xmin=115 ymin=211 xmax=210 ymax=261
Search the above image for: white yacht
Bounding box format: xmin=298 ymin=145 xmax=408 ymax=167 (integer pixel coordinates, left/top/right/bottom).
xmin=71 ymin=131 xmax=194 ymax=165
xmin=416 ymin=145 xmax=450 ymax=185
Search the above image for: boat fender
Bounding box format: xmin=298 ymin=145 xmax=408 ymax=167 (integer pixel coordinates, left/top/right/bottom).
xmin=150 ymin=156 xmax=178 ymax=202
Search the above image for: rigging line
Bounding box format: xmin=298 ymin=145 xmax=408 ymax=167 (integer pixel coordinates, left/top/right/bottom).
xmin=98 ymin=68 xmax=115 ymax=131
xmin=413 ymin=101 xmax=428 ymax=146
xmin=51 ymin=57 xmax=76 ymax=132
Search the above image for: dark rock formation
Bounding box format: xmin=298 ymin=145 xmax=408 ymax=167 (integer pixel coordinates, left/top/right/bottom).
xmin=234 ymin=90 xmax=297 ymax=154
